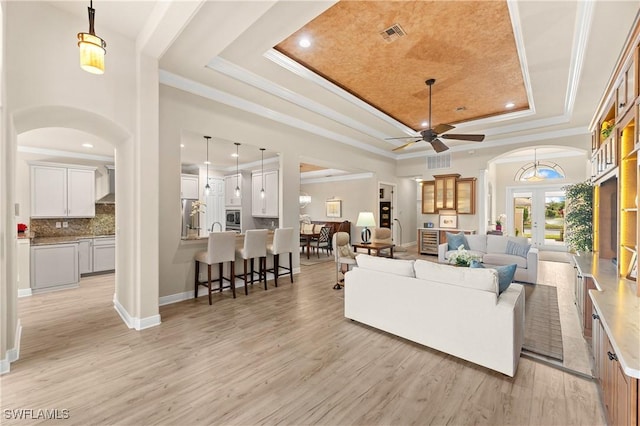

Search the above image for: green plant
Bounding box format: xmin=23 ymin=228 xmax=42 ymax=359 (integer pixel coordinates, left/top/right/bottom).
xmin=563 ymin=181 xmax=593 ymax=252
xmin=448 ymin=245 xmax=481 ymax=267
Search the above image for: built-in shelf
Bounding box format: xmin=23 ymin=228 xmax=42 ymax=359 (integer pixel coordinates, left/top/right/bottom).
xmin=621 ymin=207 xmax=638 ymax=212
xmin=622 ymin=149 xmax=637 ymax=160
xmin=621 ymin=244 xmax=637 ymax=253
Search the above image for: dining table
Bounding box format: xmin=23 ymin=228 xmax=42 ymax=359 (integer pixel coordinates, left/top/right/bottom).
xmin=300 ymin=232 xmax=320 ymax=259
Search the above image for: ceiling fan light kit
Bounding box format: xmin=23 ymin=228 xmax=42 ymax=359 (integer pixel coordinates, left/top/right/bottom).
xmin=388 ymin=79 xmax=485 ymax=153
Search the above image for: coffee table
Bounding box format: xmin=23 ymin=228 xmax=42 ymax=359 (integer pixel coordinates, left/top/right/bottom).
xmin=352 ymin=242 xmax=394 ymax=258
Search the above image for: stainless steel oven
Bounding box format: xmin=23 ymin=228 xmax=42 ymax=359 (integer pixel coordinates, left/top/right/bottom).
xmin=225 ymin=209 xmax=241 ymax=231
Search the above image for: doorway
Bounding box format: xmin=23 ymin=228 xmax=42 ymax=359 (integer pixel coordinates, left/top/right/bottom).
xmin=507 ymin=185 xmax=567 ymax=252
xmin=378 ymin=182 xmax=397 ymax=242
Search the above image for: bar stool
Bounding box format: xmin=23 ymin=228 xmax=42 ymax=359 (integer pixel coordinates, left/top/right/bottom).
xmin=194 ymin=231 xmax=237 ymax=305
xmin=266 ymin=227 xmax=294 ymax=287
xmin=236 ymin=229 xmax=268 ymax=294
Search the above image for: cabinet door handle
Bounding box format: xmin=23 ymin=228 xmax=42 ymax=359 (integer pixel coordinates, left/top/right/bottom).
xmin=619 ymin=102 xmax=626 ymax=109
xmin=592 ymin=313 xmax=599 ymax=320
xmin=607 ymin=351 xmax=618 ymax=361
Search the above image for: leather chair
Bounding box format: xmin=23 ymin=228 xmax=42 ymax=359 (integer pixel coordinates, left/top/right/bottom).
xmin=266 ymin=227 xmax=294 ymax=287
xmin=194 ymin=231 xmax=237 ymax=305
xmin=236 ymin=229 xmax=268 ymax=294
xmin=333 ymin=231 xmax=356 ymax=290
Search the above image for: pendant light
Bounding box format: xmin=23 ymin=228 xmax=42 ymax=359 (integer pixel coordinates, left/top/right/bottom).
xmin=77 ymin=0 xmax=107 ymax=74
xmin=204 ymin=136 xmax=211 ymax=195
xmin=260 ymin=148 xmax=266 ymax=199
xmin=526 ymin=149 xmax=544 ymax=182
xmin=234 ymin=143 xmax=241 ymax=197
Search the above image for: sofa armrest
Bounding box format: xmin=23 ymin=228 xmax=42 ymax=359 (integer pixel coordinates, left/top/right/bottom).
xmin=438 ymin=243 xmax=448 ymax=263
xmin=526 ymin=247 xmax=539 ymax=283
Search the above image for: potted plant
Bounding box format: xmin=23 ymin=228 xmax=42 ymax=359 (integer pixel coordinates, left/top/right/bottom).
xmin=495 ymin=213 xmax=506 ymax=231
xmin=563 ymin=181 xmax=593 ymax=252
xmin=448 ymin=245 xmax=481 ymax=267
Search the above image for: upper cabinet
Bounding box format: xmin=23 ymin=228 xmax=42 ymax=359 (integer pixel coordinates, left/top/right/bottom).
xmin=421 ymin=181 xmax=436 ymax=214
xmin=224 ymin=173 xmax=242 ymax=207
xmin=434 ymin=174 xmax=459 ymax=211
xmin=31 ymin=163 xmax=96 ymax=218
xmin=180 ymin=174 xmax=199 ymax=199
xmin=252 ymin=170 xmax=278 ymax=217
xmin=456 ymin=178 xmax=476 ymax=214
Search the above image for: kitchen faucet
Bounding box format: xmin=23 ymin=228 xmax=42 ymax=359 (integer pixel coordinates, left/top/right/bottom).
xmin=210 ymin=222 xmax=222 ymax=232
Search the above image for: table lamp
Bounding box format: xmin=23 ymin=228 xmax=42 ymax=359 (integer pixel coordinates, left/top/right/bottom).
xmin=356 ymin=212 xmax=376 ymax=244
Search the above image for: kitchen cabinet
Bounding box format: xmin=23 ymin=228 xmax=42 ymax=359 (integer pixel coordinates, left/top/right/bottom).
xmin=31 ymin=243 xmax=79 ymax=291
xmin=93 ymin=237 xmax=115 ymax=272
xmin=421 ymin=181 xmax=436 ymax=214
xmin=224 ymin=174 xmax=242 ymax=207
xmin=456 ymin=178 xmax=476 ymax=214
xmin=434 ymin=174 xmax=459 ymax=211
xmin=180 ymin=174 xmax=199 ymax=199
xmin=78 ymin=238 xmax=93 ymax=275
xmin=30 ymin=163 xmax=96 ymax=218
xmin=251 ymin=170 xmax=278 ymax=217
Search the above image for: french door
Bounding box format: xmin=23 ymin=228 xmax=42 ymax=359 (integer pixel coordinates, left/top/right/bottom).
xmin=506 ymin=185 xmax=567 ymax=251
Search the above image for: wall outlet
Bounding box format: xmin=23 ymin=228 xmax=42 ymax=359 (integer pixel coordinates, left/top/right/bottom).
xmin=55 ymin=222 xmax=62 ymax=228
xmin=62 ymin=222 xmax=69 ymax=228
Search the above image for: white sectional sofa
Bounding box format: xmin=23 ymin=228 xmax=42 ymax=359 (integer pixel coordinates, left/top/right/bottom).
xmin=438 ymin=234 xmax=539 ymax=284
xmin=344 ymin=254 xmax=525 ymax=377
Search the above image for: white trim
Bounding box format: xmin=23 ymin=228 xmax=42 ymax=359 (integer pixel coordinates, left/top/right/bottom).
xmin=0 ymin=359 xmax=9 ymax=375
xmin=506 ymin=0 xmax=535 ymax=114
xmin=113 ymin=296 xmax=161 ymax=331
xmin=159 ymin=70 xmax=396 ymax=159
xmin=565 ymin=1 xmax=594 ymax=115
xmin=492 ymin=149 xmax=586 ymax=164
xmin=20 ymin=146 xmax=113 ymax=162
xmin=301 ymin=172 xmax=374 ymax=185
xmin=18 ymin=288 xmax=32 ymax=298
xmin=1 ymin=320 xmax=22 ymax=375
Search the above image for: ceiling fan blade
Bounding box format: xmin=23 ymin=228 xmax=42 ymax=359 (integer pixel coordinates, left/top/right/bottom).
xmin=385 ymin=136 xmax=421 ymax=140
xmin=429 ymin=138 xmax=449 ymax=153
xmin=392 ymin=140 xmax=420 ymax=152
xmin=440 ymin=133 xmax=485 ymax=142
xmin=432 ymin=123 xmax=455 ymax=135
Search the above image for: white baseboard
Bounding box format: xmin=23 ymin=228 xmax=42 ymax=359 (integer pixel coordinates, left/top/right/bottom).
xmin=113 ymin=296 xmax=162 ymax=331
xmin=159 ymin=269 xmax=301 ymax=306
xmin=1 ymin=320 xmax=22 ymax=375
xmin=18 ymin=288 xmax=32 ymax=298
xmin=0 ymin=358 xmax=9 ymax=375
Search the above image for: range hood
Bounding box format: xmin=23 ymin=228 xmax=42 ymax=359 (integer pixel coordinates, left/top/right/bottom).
xmin=96 ymin=165 xmax=115 ymax=204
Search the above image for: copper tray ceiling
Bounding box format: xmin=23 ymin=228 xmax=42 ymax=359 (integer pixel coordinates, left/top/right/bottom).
xmin=275 ymin=1 xmax=528 ymax=132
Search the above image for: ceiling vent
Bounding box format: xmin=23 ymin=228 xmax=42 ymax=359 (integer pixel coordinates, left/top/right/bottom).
xmin=426 ymin=153 xmax=452 ymax=170
xmin=380 ymin=24 xmax=406 ymax=43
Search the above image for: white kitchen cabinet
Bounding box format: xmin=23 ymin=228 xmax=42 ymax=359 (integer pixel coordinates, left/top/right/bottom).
xmin=78 ymin=238 xmax=93 ymax=275
xmin=93 ymin=237 xmax=116 ymax=272
xmin=204 ymin=177 xmax=225 ymax=234
xmin=31 ymin=243 xmax=79 ymax=291
xmin=224 ymin=173 xmax=242 ymax=207
xmin=180 ymin=174 xmax=199 ymax=199
xmin=252 ymin=170 xmax=278 ymax=217
xmin=30 ymin=163 xmax=96 ymax=218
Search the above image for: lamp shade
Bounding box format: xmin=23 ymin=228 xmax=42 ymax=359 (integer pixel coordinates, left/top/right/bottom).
xmin=78 ymin=33 xmax=106 ymax=74
xmin=356 ymin=212 xmax=376 ymax=227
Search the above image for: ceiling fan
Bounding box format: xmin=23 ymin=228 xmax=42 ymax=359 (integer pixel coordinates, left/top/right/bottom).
xmin=388 ymin=79 xmax=485 ymax=153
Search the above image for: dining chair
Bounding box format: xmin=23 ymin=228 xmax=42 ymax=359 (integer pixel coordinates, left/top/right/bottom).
xmin=312 ymin=226 xmax=331 ymax=258
xmin=194 ymin=231 xmax=237 ymax=305
xmin=236 ymin=229 xmax=268 ymax=294
xmin=266 ymin=227 xmax=294 ymax=287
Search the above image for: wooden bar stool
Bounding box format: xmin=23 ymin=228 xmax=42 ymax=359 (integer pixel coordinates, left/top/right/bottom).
xmin=236 ymin=229 xmax=268 ymax=294
xmin=266 ymin=227 xmax=294 ymax=287
xmin=194 ymin=231 xmax=237 ymax=305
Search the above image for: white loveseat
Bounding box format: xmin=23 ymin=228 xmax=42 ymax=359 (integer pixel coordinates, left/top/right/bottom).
xmin=344 ymin=254 xmax=525 ymax=377
xmin=438 ymin=234 xmax=539 ymax=284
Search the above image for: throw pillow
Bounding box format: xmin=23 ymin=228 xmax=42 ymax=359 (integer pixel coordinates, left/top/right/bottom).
xmin=506 ymin=240 xmax=531 ymax=258
xmin=470 ymin=261 xmax=516 ymax=294
xmin=447 ymin=232 xmax=469 ymax=251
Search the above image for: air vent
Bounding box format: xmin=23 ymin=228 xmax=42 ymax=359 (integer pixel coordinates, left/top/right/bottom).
xmin=380 ymin=24 xmax=406 ymax=43
xmin=426 ymin=153 xmax=452 ymax=170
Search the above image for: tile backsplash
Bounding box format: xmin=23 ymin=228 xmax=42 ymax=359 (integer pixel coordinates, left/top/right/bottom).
xmin=30 ymin=204 xmax=115 ymax=237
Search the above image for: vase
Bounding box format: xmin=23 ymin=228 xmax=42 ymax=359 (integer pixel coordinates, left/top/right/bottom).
xmin=187 ymin=228 xmax=198 ymax=239
xmin=496 ymin=224 xmax=502 ymax=231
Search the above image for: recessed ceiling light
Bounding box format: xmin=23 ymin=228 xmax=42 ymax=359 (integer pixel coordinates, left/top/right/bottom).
xmin=299 ymin=37 xmax=311 ymax=48
xmin=204 ymin=161 xmax=211 ymax=165
xmin=231 ymin=153 xmax=239 ymax=158
xmin=180 ymin=144 xmax=185 ymax=148
xmin=82 ymin=143 xmax=93 ymax=148
xmin=505 ymin=102 xmax=515 ymax=109
xmin=421 ymin=121 xmax=428 ymax=127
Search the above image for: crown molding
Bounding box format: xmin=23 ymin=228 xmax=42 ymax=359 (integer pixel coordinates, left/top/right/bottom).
xmin=18 ymin=146 xmax=114 ymax=162
xmin=301 ymin=172 xmax=374 ymax=185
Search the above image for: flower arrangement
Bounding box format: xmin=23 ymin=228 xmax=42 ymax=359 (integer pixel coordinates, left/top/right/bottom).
xmin=17 ymin=223 xmax=28 ymax=233
xmin=448 ymin=245 xmax=481 ymax=267
xmin=190 ymin=200 xmax=206 ymax=217
xmin=601 ymin=119 xmax=614 ymax=140
xmin=495 ymin=213 xmax=506 ymax=230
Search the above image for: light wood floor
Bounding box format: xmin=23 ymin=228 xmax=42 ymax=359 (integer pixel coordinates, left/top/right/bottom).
xmin=1 ymin=253 xmax=605 ymax=425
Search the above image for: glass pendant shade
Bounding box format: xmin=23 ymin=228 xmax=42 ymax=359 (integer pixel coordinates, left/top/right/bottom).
xmin=77 ymin=2 xmax=106 ymax=75
xmin=204 ymin=136 xmax=211 ymax=196
xmin=234 ymin=142 xmax=241 ymax=198
xmin=260 ymin=148 xmax=265 ymax=199
xmin=204 ymin=183 xmax=211 ymax=195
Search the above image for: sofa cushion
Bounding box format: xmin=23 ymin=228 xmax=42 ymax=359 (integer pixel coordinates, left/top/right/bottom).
xmin=483 ymin=253 xmax=528 ymax=269
xmin=486 ymin=235 xmax=529 ymax=254
xmin=506 ymin=240 xmax=531 ymax=258
xmin=355 ymin=254 xmax=415 ymax=277
xmin=446 ymin=232 xmax=469 ymax=250
xmin=465 ymin=234 xmax=487 ymax=253
xmin=470 ymin=261 xmax=517 ymax=294
xmin=414 ymin=259 xmax=498 ymax=295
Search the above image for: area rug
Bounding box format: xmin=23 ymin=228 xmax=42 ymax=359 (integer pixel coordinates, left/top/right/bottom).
xmin=522 ymin=283 xmax=564 ymax=361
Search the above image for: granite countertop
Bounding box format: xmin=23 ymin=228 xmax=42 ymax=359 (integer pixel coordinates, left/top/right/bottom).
xmin=31 ymin=234 xmax=115 ymax=246
xmin=573 ymin=253 xmax=640 ymax=378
